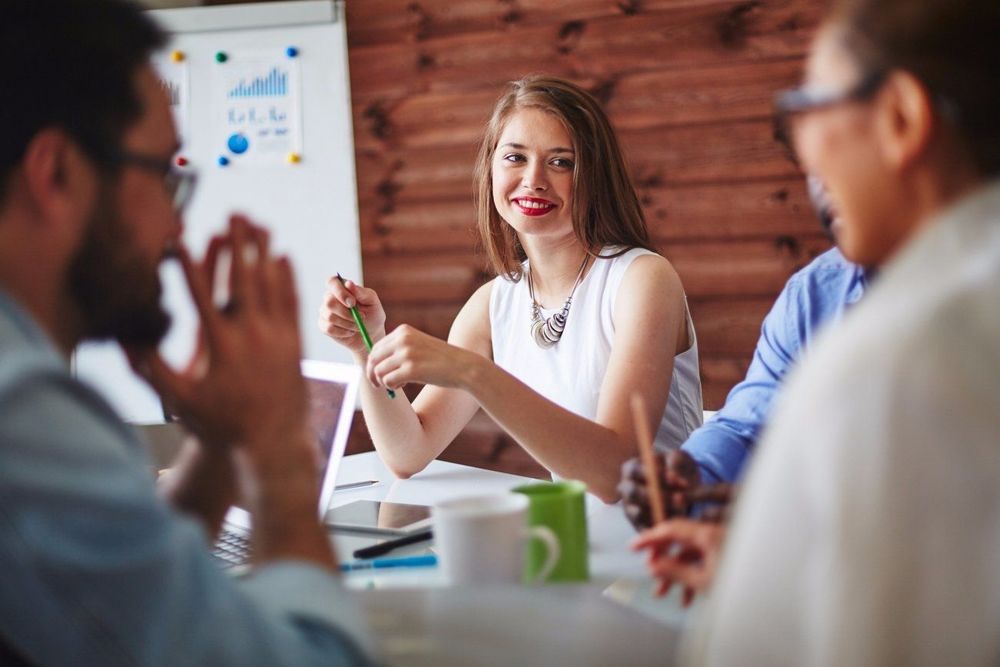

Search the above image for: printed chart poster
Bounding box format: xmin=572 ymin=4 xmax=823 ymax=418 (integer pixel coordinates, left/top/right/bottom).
xmin=153 ymin=56 xmax=189 ymax=143
xmin=213 ymin=50 xmax=303 ymax=167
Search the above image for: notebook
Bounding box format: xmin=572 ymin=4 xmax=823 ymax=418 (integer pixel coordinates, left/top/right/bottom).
xmin=212 ymin=359 xmax=360 ymax=569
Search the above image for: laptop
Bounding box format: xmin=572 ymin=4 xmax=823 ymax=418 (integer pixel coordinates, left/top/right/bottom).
xmin=212 ymin=359 xmax=361 ymax=569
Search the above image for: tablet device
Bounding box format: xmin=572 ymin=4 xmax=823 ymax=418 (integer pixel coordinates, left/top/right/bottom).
xmin=325 ymin=499 xmax=433 ymax=536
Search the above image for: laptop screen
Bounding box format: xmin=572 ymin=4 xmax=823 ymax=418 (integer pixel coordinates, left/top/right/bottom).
xmin=225 ymin=360 xmax=360 ymax=527
xmin=302 ymin=361 xmax=360 ymax=514
xmin=307 ymin=375 xmax=346 ymax=476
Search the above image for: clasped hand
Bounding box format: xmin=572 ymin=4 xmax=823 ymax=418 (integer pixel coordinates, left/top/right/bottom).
xmin=129 ymin=215 xmax=308 ymax=454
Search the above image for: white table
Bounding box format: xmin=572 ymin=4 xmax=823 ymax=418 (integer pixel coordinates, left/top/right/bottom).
xmin=331 ymin=452 xmax=645 ymax=585
xmin=330 ymin=452 xmax=691 ymax=665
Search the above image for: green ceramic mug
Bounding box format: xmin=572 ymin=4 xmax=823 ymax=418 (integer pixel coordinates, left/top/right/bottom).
xmin=513 ymin=480 xmax=589 ymax=582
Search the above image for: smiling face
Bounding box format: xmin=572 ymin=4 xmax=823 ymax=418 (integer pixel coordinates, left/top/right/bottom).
xmin=491 ymin=107 xmax=577 ymax=245
xmin=793 ymin=26 xmax=908 ymax=268
xmin=806 ymin=173 xmax=841 ymax=240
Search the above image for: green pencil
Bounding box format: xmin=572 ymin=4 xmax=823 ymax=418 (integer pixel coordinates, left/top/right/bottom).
xmin=337 ymin=274 xmax=395 ymax=399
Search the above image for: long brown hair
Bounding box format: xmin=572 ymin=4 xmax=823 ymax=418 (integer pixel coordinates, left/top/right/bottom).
xmin=473 ymin=75 xmax=652 ymax=281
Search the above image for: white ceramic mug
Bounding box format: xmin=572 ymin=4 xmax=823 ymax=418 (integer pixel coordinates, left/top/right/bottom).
xmin=433 ymin=494 xmax=560 ymax=585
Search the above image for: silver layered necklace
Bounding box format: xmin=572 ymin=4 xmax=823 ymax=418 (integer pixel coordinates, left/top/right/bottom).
xmin=527 ymin=253 xmax=590 ymax=348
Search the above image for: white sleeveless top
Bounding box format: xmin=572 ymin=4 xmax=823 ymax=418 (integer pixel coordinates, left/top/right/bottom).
xmin=489 ymin=247 xmax=703 ymax=454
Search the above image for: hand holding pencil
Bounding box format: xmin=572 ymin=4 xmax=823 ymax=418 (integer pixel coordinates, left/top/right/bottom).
xmin=318 ymin=274 xmax=395 ymax=398
xmin=630 ymin=395 xmax=666 ymax=526
xmin=619 ymin=447 xmax=702 ymax=531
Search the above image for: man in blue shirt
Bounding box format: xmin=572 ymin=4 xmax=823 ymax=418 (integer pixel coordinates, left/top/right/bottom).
xmin=0 ymin=1 xmax=371 ymax=664
xmin=680 ymin=246 xmax=867 ymax=485
xmin=621 ymin=176 xmax=869 ymax=529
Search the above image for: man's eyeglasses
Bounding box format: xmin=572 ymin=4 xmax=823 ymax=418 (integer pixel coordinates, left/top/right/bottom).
xmin=105 ymin=149 xmax=198 ymax=213
xmin=773 ymin=70 xmax=887 ymax=163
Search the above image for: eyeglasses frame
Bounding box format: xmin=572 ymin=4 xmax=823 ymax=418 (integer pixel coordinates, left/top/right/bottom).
xmin=772 ymin=70 xmax=888 ymax=164
xmin=99 ymin=148 xmax=198 ymax=214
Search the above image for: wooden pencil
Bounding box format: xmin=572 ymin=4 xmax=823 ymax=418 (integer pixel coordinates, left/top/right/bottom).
xmin=630 ymin=394 xmax=666 ymax=526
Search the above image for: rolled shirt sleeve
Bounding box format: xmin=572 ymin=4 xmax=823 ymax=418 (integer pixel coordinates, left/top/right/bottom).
xmin=681 ymin=276 xmax=803 ymax=483
xmin=680 ymin=248 xmax=866 ymax=484
xmin=239 ymin=562 xmax=374 ymax=660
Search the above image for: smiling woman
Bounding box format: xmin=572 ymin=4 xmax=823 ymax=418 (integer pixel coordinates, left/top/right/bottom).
xmin=475 ymin=77 xmax=654 ymax=282
xmin=319 ymin=75 xmax=703 ymax=502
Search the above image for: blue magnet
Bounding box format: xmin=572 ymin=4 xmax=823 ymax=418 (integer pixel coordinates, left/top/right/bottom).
xmin=227 ymin=133 xmax=249 ymax=155
xmin=217 ymin=155 xmax=230 ymax=167
xmin=286 ymin=46 xmax=299 ymax=58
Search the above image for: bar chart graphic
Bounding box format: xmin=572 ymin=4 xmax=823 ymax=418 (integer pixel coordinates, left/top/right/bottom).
xmin=227 ymin=67 xmax=289 ymax=99
xmin=161 ymin=79 xmax=181 ymax=106
xmin=153 ymin=56 xmax=189 ymax=143
xmin=215 ymin=52 xmax=302 ymax=165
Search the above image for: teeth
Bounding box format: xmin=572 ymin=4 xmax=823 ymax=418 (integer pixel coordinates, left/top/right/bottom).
xmin=517 ymin=200 xmax=553 ymax=210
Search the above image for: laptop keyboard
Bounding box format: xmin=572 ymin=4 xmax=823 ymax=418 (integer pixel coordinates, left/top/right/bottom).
xmin=213 ymin=529 xmax=251 ymax=568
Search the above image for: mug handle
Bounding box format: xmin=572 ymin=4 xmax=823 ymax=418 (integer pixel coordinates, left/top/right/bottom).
xmin=524 ymin=525 xmax=560 ymax=584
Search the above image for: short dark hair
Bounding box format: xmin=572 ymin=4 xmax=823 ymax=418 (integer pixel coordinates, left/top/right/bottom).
xmin=831 ymin=0 xmax=1000 ymax=176
xmin=0 ymin=0 xmax=166 ymax=202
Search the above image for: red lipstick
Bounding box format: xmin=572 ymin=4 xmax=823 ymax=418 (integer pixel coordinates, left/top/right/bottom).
xmin=513 ymin=197 xmax=556 ymax=217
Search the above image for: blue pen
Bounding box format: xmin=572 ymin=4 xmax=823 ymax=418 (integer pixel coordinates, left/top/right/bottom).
xmin=339 ymin=554 xmax=437 ymax=572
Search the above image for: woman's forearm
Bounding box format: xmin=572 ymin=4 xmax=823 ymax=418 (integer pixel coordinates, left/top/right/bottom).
xmin=356 ymin=371 xmax=436 ymax=477
xmin=353 ymin=349 xmax=473 ymax=478
xmin=460 ymin=357 xmax=637 ymax=503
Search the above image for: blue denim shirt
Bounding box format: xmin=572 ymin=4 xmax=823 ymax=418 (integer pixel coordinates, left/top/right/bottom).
xmin=0 ymin=290 xmax=371 ymax=666
xmin=682 ymin=248 xmax=868 ymax=483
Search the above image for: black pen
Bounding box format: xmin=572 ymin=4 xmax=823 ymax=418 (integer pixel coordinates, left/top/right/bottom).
xmin=352 ymin=529 xmax=433 ymax=560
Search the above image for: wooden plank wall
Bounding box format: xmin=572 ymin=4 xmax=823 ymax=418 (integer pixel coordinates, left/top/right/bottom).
xmin=347 ymin=0 xmax=829 ymax=408
xmin=341 ymin=0 xmax=830 ymax=475
xmin=208 ymin=0 xmax=830 ymax=475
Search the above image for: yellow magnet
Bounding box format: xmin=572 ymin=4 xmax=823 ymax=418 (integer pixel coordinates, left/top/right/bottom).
xmin=170 ymin=50 xmax=185 ymax=63
xmin=287 ymin=152 xmax=302 ymax=164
